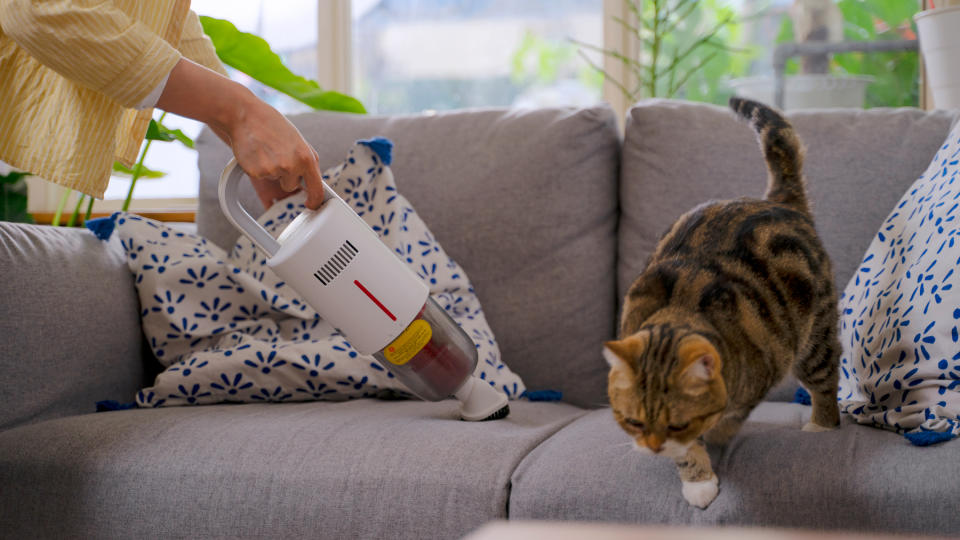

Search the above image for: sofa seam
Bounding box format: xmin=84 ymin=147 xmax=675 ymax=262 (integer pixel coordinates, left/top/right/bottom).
xmin=503 ymin=407 xmax=592 ymax=520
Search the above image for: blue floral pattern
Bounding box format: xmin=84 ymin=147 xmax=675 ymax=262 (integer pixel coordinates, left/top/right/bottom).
xmin=839 ymin=123 xmax=960 ymax=443
xmin=109 ymin=140 xmax=525 ymax=407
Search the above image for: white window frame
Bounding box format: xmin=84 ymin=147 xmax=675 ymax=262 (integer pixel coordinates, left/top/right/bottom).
xmin=601 ymin=0 xmax=639 ymax=128
xmin=317 ymin=0 xmax=353 ymax=95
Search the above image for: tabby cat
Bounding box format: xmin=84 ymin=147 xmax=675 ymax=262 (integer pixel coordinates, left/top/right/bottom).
xmin=603 ymin=97 xmax=840 ymax=509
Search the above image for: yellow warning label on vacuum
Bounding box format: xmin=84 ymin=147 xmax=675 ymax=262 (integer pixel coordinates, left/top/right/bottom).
xmin=383 ymin=320 xmax=432 ymax=365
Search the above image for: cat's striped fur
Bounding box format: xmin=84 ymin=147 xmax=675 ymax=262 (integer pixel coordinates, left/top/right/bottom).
xmin=604 ymin=98 xmax=841 ymax=509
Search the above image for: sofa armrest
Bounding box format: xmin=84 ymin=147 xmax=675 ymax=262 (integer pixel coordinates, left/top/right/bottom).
xmin=0 ymin=222 xmax=147 ymax=431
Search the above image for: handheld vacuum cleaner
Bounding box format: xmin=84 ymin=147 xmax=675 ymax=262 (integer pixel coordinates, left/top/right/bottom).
xmin=219 ymin=159 xmax=509 ymax=421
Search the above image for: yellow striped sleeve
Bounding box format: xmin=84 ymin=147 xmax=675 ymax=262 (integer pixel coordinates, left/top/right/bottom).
xmin=0 ymin=0 xmax=184 ymax=108
xmin=178 ymin=10 xmax=228 ymax=77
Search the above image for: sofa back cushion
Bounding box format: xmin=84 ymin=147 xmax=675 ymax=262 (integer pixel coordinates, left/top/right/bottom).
xmin=196 ymin=107 xmax=621 ymax=408
xmin=619 ymin=99 xmax=959 ymax=299
xmin=619 ymin=100 xmax=957 ymax=401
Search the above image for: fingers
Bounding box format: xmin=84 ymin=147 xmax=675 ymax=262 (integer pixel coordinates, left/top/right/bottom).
xmin=301 ymin=158 xmax=326 ymax=210
xmin=279 ymin=175 xmax=300 ymax=193
xmin=249 ymin=176 xmax=289 ymax=209
xmin=276 ymin=146 xmax=324 ymax=210
xmin=242 ymin=150 xmax=324 ymax=210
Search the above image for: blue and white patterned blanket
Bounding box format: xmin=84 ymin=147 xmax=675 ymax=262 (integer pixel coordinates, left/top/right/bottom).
xmin=93 ymin=139 xmax=526 ymax=407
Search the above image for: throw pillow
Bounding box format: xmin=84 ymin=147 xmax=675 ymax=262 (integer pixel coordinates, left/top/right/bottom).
xmin=838 ymin=122 xmax=960 ymax=445
xmin=93 ymin=138 xmax=526 ymax=407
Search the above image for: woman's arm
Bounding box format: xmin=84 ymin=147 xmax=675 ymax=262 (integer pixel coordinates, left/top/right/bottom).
xmin=157 ymin=58 xmax=325 ymax=209
xmin=0 ymin=1 xmax=324 ymax=209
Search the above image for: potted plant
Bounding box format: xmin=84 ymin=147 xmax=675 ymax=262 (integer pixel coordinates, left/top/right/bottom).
xmin=915 ymin=0 xmax=960 ymax=110
xmin=573 ymin=0 xmax=751 ymax=112
xmin=730 ymin=0 xmax=873 ymax=110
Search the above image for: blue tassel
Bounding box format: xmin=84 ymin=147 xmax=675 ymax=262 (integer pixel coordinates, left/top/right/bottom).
xmin=86 ymin=212 xmax=120 ymax=240
xmin=95 ymin=400 xmax=135 ymax=412
xmin=359 ymin=137 xmax=393 ymax=165
xmin=520 ymin=389 xmax=563 ymax=402
xmin=792 ymin=387 xmax=811 ymax=405
xmin=904 ymin=430 xmax=955 ymax=446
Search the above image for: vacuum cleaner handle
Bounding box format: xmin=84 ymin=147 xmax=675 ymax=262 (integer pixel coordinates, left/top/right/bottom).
xmin=218 ymin=159 xmax=340 ymax=257
xmin=218 ymin=158 xmax=282 ymax=257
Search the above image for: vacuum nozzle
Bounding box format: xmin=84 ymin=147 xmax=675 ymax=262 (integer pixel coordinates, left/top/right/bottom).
xmin=454 ymin=376 xmax=510 ymax=422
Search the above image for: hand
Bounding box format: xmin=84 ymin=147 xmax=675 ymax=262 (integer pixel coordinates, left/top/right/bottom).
xmin=222 ymin=97 xmax=325 ymax=210
xmin=156 ymin=58 xmax=326 ymax=209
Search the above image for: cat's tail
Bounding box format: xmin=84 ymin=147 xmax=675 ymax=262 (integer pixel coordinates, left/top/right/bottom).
xmin=729 ymin=97 xmax=810 ymax=215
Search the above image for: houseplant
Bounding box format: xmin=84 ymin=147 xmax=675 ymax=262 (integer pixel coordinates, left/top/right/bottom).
xmin=574 ymin=0 xmax=751 ymax=105
xmin=0 ymin=169 xmax=33 ymax=224
xmin=740 ymin=0 xmax=920 ymax=110
xmin=730 ymin=0 xmax=876 ymax=110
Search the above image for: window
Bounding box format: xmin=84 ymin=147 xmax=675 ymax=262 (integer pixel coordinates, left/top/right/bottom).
xmin=102 ymin=0 xmax=604 ymax=211
xmin=572 ymin=0 xmax=920 ymax=114
xmin=22 ymin=0 xmax=924 ymax=217
xmin=350 ymin=0 xmax=604 ymax=114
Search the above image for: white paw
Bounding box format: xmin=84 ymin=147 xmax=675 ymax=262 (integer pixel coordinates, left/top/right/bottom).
xmin=682 ymin=475 xmax=719 ymax=508
xmin=802 ymin=421 xmax=836 ymax=432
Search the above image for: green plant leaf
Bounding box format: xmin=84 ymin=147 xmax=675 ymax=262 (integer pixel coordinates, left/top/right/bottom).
xmin=112 ymin=162 xmax=166 ymax=179
xmin=145 ymin=119 xmax=175 ymax=142
xmin=0 ymin=171 xmax=35 ymax=223
xmin=199 ymin=15 xmax=366 ymax=114
xmin=833 ymin=0 xmax=919 ymax=108
xmin=145 ymin=119 xmax=195 ymax=148
xmin=863 ymin=0 xmax=918 ymax=33
xmin=0 ymin=171 xmax=29 ymax=185
xmin=839 ymin=0 xmax=879 ymax=40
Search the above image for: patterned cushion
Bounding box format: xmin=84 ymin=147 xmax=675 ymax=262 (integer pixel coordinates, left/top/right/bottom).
xmin=94 ymin=139 xmax=526 ymax=407
xmin=839 ymin=122 xmax=960 ymax=445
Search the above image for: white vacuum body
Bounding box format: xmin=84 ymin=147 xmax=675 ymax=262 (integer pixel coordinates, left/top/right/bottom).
xmin=219 ymin=159 xmax=508 ymax=421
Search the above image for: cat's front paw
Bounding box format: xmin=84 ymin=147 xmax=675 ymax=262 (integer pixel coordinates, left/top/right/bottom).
xmin=802 ymin=421 xmax=837 ymax=432
xmin=681 ymin=475 xmax=719 ymax=508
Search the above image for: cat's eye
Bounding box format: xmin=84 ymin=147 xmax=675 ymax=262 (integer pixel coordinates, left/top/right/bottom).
xmin=668 ymin=422 xmax=689 ymax=432
xmin=624 ymin=418 xmax=645 ymax=430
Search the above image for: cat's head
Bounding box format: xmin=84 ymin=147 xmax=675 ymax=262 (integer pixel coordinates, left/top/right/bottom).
xmin=603 ymin=326 xmax=727 ymax=457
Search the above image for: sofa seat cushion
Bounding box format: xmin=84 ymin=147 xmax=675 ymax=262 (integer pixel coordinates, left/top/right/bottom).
xmin=0 ymin=400 xmax=584 ymax=540
xmin=510 ymin=402 xmax=960 ymax=536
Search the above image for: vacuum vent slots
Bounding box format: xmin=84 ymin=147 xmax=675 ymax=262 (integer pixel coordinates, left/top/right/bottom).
xmin=313 ymin=240 xmax=358 ymax=285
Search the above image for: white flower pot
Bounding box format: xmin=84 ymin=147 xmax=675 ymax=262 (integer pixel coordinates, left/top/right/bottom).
xmin=915 ymin=6 xmax=960 ymax=110
xmin=729 ymin=74 xmax=873 ymax=110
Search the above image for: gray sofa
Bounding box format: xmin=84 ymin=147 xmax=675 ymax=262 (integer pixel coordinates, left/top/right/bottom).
xmin=2 ymin=99 xmax=958 ymax=539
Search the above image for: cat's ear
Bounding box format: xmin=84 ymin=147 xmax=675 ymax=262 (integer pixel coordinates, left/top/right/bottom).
xmin=684 ymin=354 xmax=719 ymax=381
xmin=603 ymin=340 xmax=633 ymax=371
xmin=603 ymin=340 xmax=635 ymax=390
xmin=678 ymin=335 xmax=722 ymax=385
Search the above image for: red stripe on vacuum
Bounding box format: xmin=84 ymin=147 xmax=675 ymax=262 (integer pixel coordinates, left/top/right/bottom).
xmin=354 ymin=280 xmax=396 ymax=321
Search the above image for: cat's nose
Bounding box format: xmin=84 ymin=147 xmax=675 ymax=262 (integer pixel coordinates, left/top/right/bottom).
xmin=645 ymin=434 xmax=664 ymax=453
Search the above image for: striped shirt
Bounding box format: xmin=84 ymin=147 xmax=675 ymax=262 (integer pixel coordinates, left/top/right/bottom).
xmin=0 ymin=0 xmax=227 ymax=198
